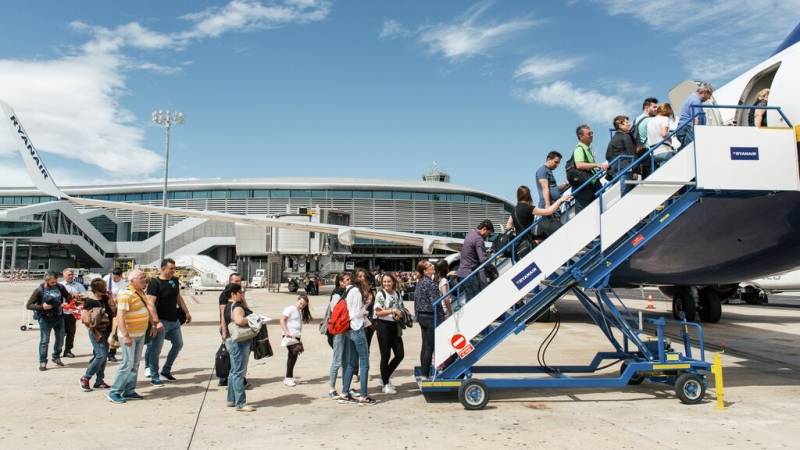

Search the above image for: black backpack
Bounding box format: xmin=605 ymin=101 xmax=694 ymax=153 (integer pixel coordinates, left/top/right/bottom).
xmin=565 ymin=146 xmax=595 ymax=189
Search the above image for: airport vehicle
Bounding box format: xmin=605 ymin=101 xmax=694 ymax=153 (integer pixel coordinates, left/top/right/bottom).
xmin=739 ymin=267 xmax=800 ymax=303
xmin=250 ymin=269 xmax=267 ymax=288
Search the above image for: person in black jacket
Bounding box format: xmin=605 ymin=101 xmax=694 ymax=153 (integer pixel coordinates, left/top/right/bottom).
xmin=26 ymin=271 xmax=70 ymax=371
xmin=606 ymin=115 xmax=637 ymax=181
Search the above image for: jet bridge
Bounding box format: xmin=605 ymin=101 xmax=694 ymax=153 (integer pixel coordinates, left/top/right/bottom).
xmin=419 ymin=105 xmax=800 ymax=409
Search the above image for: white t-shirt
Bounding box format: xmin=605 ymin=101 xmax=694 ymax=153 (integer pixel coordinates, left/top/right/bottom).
xmin=106 ymin=275 xmax=128 ymax=300
xmin=343 ymin=285 xmax=365 ymax=331
xmin=282 ymin=305 xmax=303 ymax=335
xmin=647 ymin=115 xmax=673 ymax=155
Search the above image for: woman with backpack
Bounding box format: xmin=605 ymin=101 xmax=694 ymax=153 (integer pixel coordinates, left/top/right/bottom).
xmin=223 ymin=284 xmax=256 ymax=412
xmin=373 ymin=273 xmax=405 ymax=394
xmin=325 ymin=275 xmax=352 ymax=399
xmin=79 ymin=278 xmax=115 ymax=391
xmin=280 ymin=293 xmax=312 ymax=387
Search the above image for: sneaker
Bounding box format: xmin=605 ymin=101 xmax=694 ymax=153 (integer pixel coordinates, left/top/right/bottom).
xmin=226 ymin=401 xmax=235 ymax=407
xmin=107 ymin=393 xmax=126 ymax=404
xmin=358 ymin=396 xmax=378 ymax=406
xmin=349 ymin=388 xmax=360 ymax=398
xmin=94 ymin=381 xmax=111 ymax=389
xmin=123 ymin=392 xmax=144 ymax=400
xmin=383 ymin=383 xmax=397 ymax=395
xmin=39 ymin=362 xmax=47 ymax=371
xmin=150 ymin=379 xmax=164 ymax=386
xmin=328 ymin=390 xmax=339 ymax=399
xmin=80 ymin=377 xmax=92 ymax=392
xmin=107 ymin=354 xmax=117 ymax=362
xmin=63 ymin=351 xmax=76 ymax=358
xmin=236 ymin=405 xmax=256 ymax=412
xmin=337 ymin=394 xmax=357 ymax=404
xmin=160 ymin=371 xmax=177 ymax=382
xmin=283 ymin=378 xmax=296 ymax=387
xmin=53 ymin=358 xmax=65 ymax=367
xmin=218 ymin=378 xmax=228 ymax=387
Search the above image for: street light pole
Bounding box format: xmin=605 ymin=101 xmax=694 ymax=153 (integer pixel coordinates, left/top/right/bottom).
xmin=152 ymin=110 xmax=185 ymax=263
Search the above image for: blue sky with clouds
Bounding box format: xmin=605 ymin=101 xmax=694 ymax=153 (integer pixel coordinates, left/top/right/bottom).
xmin=1 ymin=0 xmax=798 ymax=201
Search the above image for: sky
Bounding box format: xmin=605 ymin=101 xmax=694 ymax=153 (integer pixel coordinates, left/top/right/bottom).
xmin=0 ymin=0 xmax=798 ymax=201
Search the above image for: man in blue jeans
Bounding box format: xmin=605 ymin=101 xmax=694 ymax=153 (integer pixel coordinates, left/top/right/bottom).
xmin=676 ymin=82 xmax=713 ymax=147
xmin=455 ymin=220 xmax=495 ymax=301
xmin=144 ymin=258 xmax=192 ymax=385
xmin=108 ymin=270 xmax=150 ymax=404
xmin=26 ymin=272 xmax=68 ymax=371
xmin=338 ymin=272 xmax=377 ymax=405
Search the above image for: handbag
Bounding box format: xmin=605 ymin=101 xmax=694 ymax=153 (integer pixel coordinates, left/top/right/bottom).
xmin=288 ymin=341 xmax=304 ymax=355
xmin=176 ymin=306 xmax=187 ymax=325
xmin=107 ymin=318 xmax=120 ymax=349
xmin=252 ymin=325 xmax=273 ymax=360
xmin=215 ymin=343 xmax=231 ymax=378
xmin=228 ymin=321 xmax=258 ymax=343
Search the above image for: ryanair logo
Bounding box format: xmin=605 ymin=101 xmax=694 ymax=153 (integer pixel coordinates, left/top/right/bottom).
xmin=9 ymin=114 xmax=49 ymax=180
xmin=730 ymin=147 xmax=759 ymax=160
xmin=512 ymin=261 xmax=542 ymax=290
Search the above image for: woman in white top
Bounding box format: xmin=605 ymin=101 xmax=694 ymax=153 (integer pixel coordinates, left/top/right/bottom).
xmin=647 ymin=103 xmax=676 ymax=167
xmin=280 ymin=294 xmax=311 ymax=387
xmin=373 ymin=273 xmax=405 ymax=394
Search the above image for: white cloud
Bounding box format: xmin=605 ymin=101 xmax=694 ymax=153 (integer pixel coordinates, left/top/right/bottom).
xmin=131 ymin=62 xmax=183 ymax=75
xmin=521 ymin=80 xmax=630 ymax=123
xmin=0 ymin=0 xmax=331 ymax=186
xmin=380 ymin=19 xmax=409 ymax=40
xmin=179 ymin=0 xmax=330 ymax=40
xmin=416 ymin=1 xmax=540 ymax=61
xmin=514 ymin=55 xmax=582 ymax=81
xmin=591 ymin=0 xmax=800 ymax=81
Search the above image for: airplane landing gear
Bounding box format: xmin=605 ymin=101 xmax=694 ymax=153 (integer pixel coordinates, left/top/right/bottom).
xmin=671 ymin=286 xmax=723 ymax=323
xmin=672 ymin=287 xmax=696 ymax=321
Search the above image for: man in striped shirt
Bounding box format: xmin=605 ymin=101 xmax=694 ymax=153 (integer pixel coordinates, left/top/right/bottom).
xmin=108 ymin=270 xmax=151 ymax=404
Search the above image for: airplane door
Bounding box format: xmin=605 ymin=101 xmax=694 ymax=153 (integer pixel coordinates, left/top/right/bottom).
xmin=766 ymin=52 xmax=800 ymax=128
xmin=668 ymin=80 xmax=723 ymax=125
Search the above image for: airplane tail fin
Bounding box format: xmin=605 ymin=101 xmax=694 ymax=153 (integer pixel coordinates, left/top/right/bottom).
xmin=0 ymin=100 xmax=67 ymax=199
xmin=772 ymin=22 xmax=800 ymax=56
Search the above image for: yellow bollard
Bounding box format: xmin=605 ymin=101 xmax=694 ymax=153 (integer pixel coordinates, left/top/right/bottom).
xmin=711 ymin=352 xmax=725 ymax=411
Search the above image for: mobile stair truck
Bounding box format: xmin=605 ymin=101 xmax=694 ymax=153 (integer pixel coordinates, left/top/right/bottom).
xmin=417 ymin=105 xmax=800 ymax=409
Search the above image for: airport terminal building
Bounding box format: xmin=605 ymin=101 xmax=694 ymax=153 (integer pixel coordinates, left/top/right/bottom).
xmin=0 ymin=171 xmax=512 ymax=275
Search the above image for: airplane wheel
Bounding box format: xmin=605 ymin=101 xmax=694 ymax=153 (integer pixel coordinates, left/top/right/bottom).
xmin=672 ymin=289 xmax=696 ymax=321
xmin=675 ymin=373 xmax=705 ymax=405
xmin=20 ymin=325 xmax=27 ymax=331
xmin=459 ymin=379 xmax=489 ymax=410
xmin=699 ymin=290 xmax=722 ymax=323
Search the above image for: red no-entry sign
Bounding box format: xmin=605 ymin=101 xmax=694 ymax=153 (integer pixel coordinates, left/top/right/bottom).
xmin=451 ymin=333 xmax=467 ymax=350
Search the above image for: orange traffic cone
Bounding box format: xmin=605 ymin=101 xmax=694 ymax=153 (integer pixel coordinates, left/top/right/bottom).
xmin=646 ymin=294 xmax=655 ymax=310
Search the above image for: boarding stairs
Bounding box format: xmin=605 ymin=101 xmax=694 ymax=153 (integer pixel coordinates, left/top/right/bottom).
xmin=427 ymin=105 xmax=800 ymax=390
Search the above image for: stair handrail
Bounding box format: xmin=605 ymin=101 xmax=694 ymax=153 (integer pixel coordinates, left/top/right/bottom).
xmin=598 ymin=104 xmax=793 ymax=198
xmin=431 ymin=152 xmax=633 ymax=314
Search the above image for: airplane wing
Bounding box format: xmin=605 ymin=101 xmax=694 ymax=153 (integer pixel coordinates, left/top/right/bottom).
xmin=1 ymin=100 xmax=463 ymax=253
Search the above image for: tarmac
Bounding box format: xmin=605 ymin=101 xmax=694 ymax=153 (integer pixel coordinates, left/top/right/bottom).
xmin=1 ymin=281 xmax=799 ymax=449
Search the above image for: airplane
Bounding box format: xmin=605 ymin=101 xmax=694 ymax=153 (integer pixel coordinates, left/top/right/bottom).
xmin=3 ymin=22 xmax=800 ymax=324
